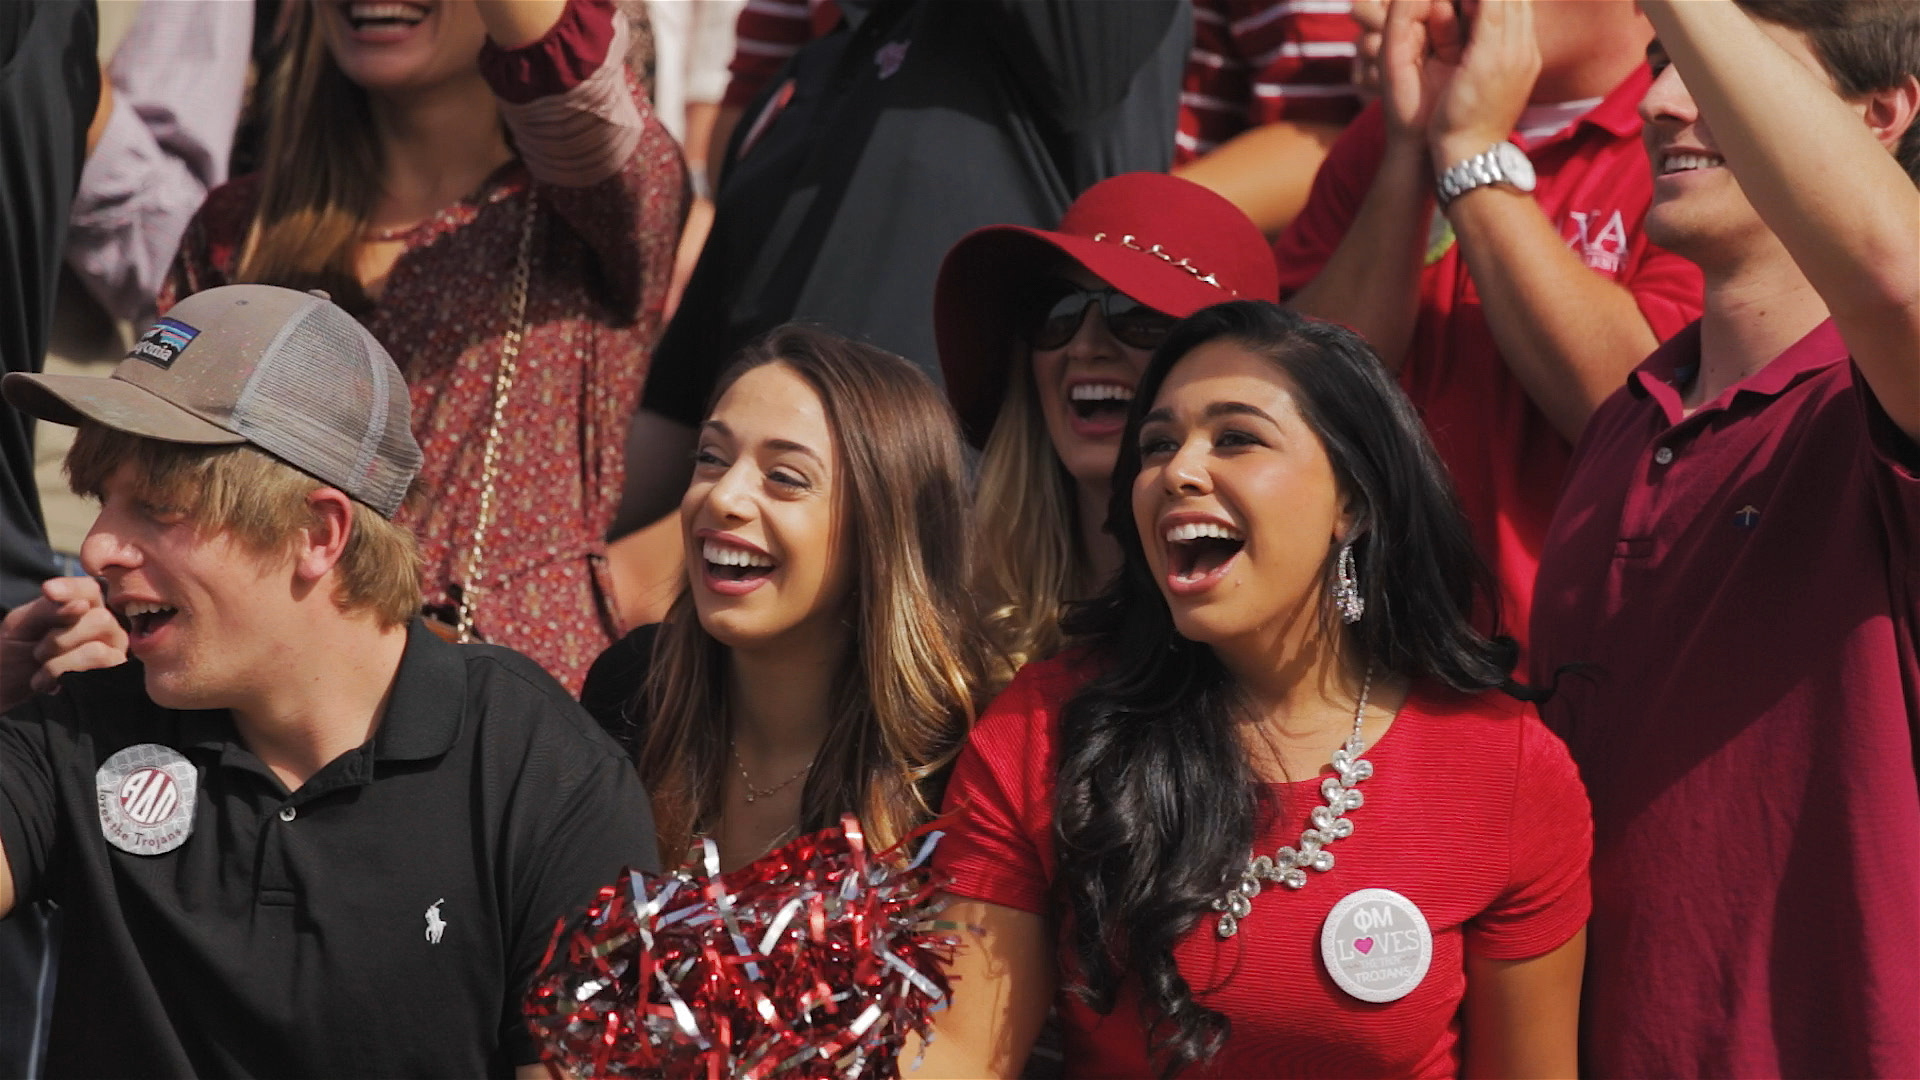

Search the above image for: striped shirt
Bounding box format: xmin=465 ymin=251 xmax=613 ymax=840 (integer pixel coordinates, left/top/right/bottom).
xmin=1178 ymin=0 xmax=1362 ymax=163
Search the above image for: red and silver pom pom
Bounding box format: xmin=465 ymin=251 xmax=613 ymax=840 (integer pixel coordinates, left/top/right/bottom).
xmin=525 ymin=815 xmax=959 ymax=1079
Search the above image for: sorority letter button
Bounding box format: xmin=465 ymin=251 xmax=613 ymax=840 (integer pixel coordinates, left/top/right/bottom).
xmin=1320 ymin=888 xmax=1433 ymax=1003
xmin=96 ymin=744 xmax=198 ymax=856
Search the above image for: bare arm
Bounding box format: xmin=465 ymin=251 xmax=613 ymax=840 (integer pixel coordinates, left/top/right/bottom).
xmin=1640 ymin=0 xmax=1920 ymax=441
xmin=1176 ymin=119 xmax=1349 ymax=235
xmin=1461 ymin=930 xmax=1585 ymax=1079
xmin=903 ymin=898 xmax=1054 ymax=1079
xmin=1426 ymin=0 xmax=1656 ymax=441
xmin=1444 ymin=188 xmax=1659 ymax=440
xmin=1287 ymin=0 xmax=1463 ymax=369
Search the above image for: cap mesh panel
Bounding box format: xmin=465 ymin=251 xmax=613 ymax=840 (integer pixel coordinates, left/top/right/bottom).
xmin=231 ymin=304 xmax=420 ymax=517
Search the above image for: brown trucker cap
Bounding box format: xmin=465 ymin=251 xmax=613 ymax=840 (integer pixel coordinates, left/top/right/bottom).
xmin=2 ymin=285 xmax=421 ymax=518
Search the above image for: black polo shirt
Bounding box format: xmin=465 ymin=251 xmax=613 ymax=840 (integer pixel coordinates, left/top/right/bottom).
xmin=0 ymin=621 xmax=660 ymax=1077
xmin=644 ymin=0 xmax=1187 ymax=421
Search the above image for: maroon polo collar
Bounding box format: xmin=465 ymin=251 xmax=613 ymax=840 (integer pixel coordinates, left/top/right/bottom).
xmin=1630 ymin=317 xmax=1848 ymax=416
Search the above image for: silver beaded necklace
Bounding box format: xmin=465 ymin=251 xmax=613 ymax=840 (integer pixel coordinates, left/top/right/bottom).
xmin=1211 ymin=665 xmax=1374 ymax=938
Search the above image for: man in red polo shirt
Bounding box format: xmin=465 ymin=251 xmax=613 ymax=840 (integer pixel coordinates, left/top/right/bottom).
xmin=1276 ymin=0 xmax=1703 ymax=653
xmin=1529 ymin=0 xmax=1920 ymax=1074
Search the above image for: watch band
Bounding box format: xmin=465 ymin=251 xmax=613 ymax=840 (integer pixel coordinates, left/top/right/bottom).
xmin=1435 ymin=142 xmax=1529 ymax=210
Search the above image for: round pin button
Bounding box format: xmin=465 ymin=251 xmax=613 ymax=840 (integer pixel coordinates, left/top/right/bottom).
xmin=279 ymin=806 xmax=297 ymax=822
xmin=1320 ymin=888 xmax=1433 ymax=1003
xmin=1654 ymin=446 xmax=1675 ymax=465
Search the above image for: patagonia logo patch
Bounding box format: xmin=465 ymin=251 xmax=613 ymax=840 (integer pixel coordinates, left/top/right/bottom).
xmin=129 ymin=317 xmax=200 ymax=369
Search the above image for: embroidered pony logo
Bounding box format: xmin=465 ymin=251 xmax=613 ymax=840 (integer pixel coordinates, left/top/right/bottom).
xmin=425 ymin=898 xmax=448 ymax=945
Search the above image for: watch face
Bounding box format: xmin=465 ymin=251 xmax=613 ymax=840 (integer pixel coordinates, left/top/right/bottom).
xmin=1495 ymin=142 xmax=1537 ymax=192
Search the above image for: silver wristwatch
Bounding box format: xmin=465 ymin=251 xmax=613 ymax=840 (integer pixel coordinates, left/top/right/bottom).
xmin=1435 ymin=141 xmax=1537 ymax=210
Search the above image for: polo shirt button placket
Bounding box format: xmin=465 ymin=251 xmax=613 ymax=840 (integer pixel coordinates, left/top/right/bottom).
xmin=1654 ymin=446 xmax=1675 ymax=465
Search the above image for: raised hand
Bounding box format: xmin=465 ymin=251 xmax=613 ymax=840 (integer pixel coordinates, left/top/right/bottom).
xmin=1381 ymin=0 xmax=1467 ymax=147
xmin=1429 ymin=0 xmax=1542 ymax=168
xmin=0 ymin=576 xmax=129 ymax=714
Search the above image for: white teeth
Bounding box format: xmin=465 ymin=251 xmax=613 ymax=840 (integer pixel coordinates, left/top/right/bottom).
xmin=702 ymin=541 xmax=774 ymax=568
xmin=1069 ymin=383 xmax=1135 ymax=402
xmin=1165 ymin=522 xmax=1243 ymax=543
xmin=1662 ymin=152 xmax=1723 ymax=175
xmin=349 ymin=3 xmax=427 ymax=23
xmin=122 ymin=601 xmax=176 ymax=617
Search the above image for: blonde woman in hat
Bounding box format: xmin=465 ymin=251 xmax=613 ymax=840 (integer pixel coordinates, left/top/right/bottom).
xmin=934 ymin=173 xmax=1279 ymax=684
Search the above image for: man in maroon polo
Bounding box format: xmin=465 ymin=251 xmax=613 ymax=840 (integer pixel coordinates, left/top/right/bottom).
xmin=1528 ymin=1 xmax=1920 ymax=1075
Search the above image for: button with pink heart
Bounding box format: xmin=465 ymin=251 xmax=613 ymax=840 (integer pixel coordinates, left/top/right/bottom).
xmin=1320 ymin=887 xmax=1433 ymax=1003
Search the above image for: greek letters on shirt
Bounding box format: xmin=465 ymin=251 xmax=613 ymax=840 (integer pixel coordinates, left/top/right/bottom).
xmin=1565 ymin=209 xmax=1631 ymax=275
xmin=95 ymin=744 xmax=198 ymax=856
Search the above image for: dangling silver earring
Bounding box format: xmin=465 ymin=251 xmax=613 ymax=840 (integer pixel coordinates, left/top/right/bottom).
xmin=1334 ymin=542 xmax=1364 ymax=624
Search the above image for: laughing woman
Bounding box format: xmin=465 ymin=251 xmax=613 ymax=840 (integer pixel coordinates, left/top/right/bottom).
xmin=579 ymin=326 xmax=990 ymax=869
xmin=915 ymin=303 xmax=1591 ymax=1078
xmin=934 ymin=172 xmax=1277 ymax=681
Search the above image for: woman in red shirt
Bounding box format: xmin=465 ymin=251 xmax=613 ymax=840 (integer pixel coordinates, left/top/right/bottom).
xmin=918 ymin=302 xmax=1591 ymax=1078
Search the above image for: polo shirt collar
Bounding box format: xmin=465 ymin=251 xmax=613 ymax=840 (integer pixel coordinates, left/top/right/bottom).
xmin=1630 ymin=316 xmax=1847 ymax=413
xmin=1518 ymin=64 xmax=1649 ymax=152
xmin=371 ymin=619 xmax=467 ymax=761
xmin=167 ymin=620 xmax=464 ymax=764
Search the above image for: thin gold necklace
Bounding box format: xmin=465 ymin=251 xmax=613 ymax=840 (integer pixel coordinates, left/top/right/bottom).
xmin=729 ymin=739 xmax=813 ymax=804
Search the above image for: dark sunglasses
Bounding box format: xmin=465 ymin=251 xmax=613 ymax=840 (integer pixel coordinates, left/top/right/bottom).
xmin=1026 ymin=283 xmax=1177 ymax=351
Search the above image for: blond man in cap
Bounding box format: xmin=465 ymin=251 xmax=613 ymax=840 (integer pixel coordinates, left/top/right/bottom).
xmin=0 ymin=285 xmax=656 ymax=1077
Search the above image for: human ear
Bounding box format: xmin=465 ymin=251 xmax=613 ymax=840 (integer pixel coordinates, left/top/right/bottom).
xmin=1861 ymin=74 xmax=1920 ymax=155
xmin=296 ymin=488 xmax=355 ymax=584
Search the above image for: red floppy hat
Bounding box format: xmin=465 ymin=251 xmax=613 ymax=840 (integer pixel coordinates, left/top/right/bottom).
xmin=934 ymin=171 xmax=1279 ymax=446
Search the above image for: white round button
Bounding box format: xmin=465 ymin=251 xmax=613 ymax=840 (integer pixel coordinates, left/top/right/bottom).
xmin=278 ymin=806 xmax=297 ymax=822
xmin=1321 ymin=888 xmax=1433 ymax=1003
xmin=1654 ymin=447 xmax=1675 ymax=465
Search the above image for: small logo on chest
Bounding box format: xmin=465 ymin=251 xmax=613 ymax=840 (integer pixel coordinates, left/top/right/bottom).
xmin=1734 ymin=504 xmax=1761 ymax=529
xmin=425 ymin=898 xmax=448 ymax=944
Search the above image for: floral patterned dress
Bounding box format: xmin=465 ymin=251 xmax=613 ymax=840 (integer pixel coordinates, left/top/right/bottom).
xmin=164 ymin=0 xmax=688 ymax=691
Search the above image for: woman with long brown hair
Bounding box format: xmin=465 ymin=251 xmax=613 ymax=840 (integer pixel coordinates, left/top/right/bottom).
xmin=934 ymin=172 xmax=1278 ymax=685
xmin=162 ymin=0 xmax=686 ymax=691
xmin=579 ymin=325 xmax=990 ymax=869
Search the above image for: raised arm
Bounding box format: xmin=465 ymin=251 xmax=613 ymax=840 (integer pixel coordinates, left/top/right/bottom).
xmin=1427 ymin=0 xmax=1664 ymax=440
xmin=477 ymin=0 xmax=689 ymax=320
xmin=1284 ymin=0 xmax=1453 ymax=369
xmin=1639 ymin=0 xmax=1920 ymax=441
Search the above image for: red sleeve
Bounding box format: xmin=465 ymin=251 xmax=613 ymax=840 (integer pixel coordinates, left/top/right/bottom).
xmin=477 ymin=0 xmax=617 ymax=105
xmin=1177 ymin=0 xmax=1249 ymax=165
xmin=1465 ymin=712 xmax=1592 ymax=960
xmin=1244 ymin=5 xmax=1362 ymax=128
xmin=933 ymin=660 xmax=1083 ymax=915
xmin=722 ymin=0 xmax=822 ymax=109
xmin=1271 ymin=102 xmax=1386 ymax=296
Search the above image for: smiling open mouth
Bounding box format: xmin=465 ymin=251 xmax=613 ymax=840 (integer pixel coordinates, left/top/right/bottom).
xmin=1069 ymin=382 xmax=1134 ymax=425
xmin=123 ymin=601 xmax=179 ymax=638
xmin=703 ymin=540 xmax=776 ymax=584
xmin=1166 ymin=522 xmax=1244 ymax=583
xmin=346 ymin=2 xmax=428 ymax=32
